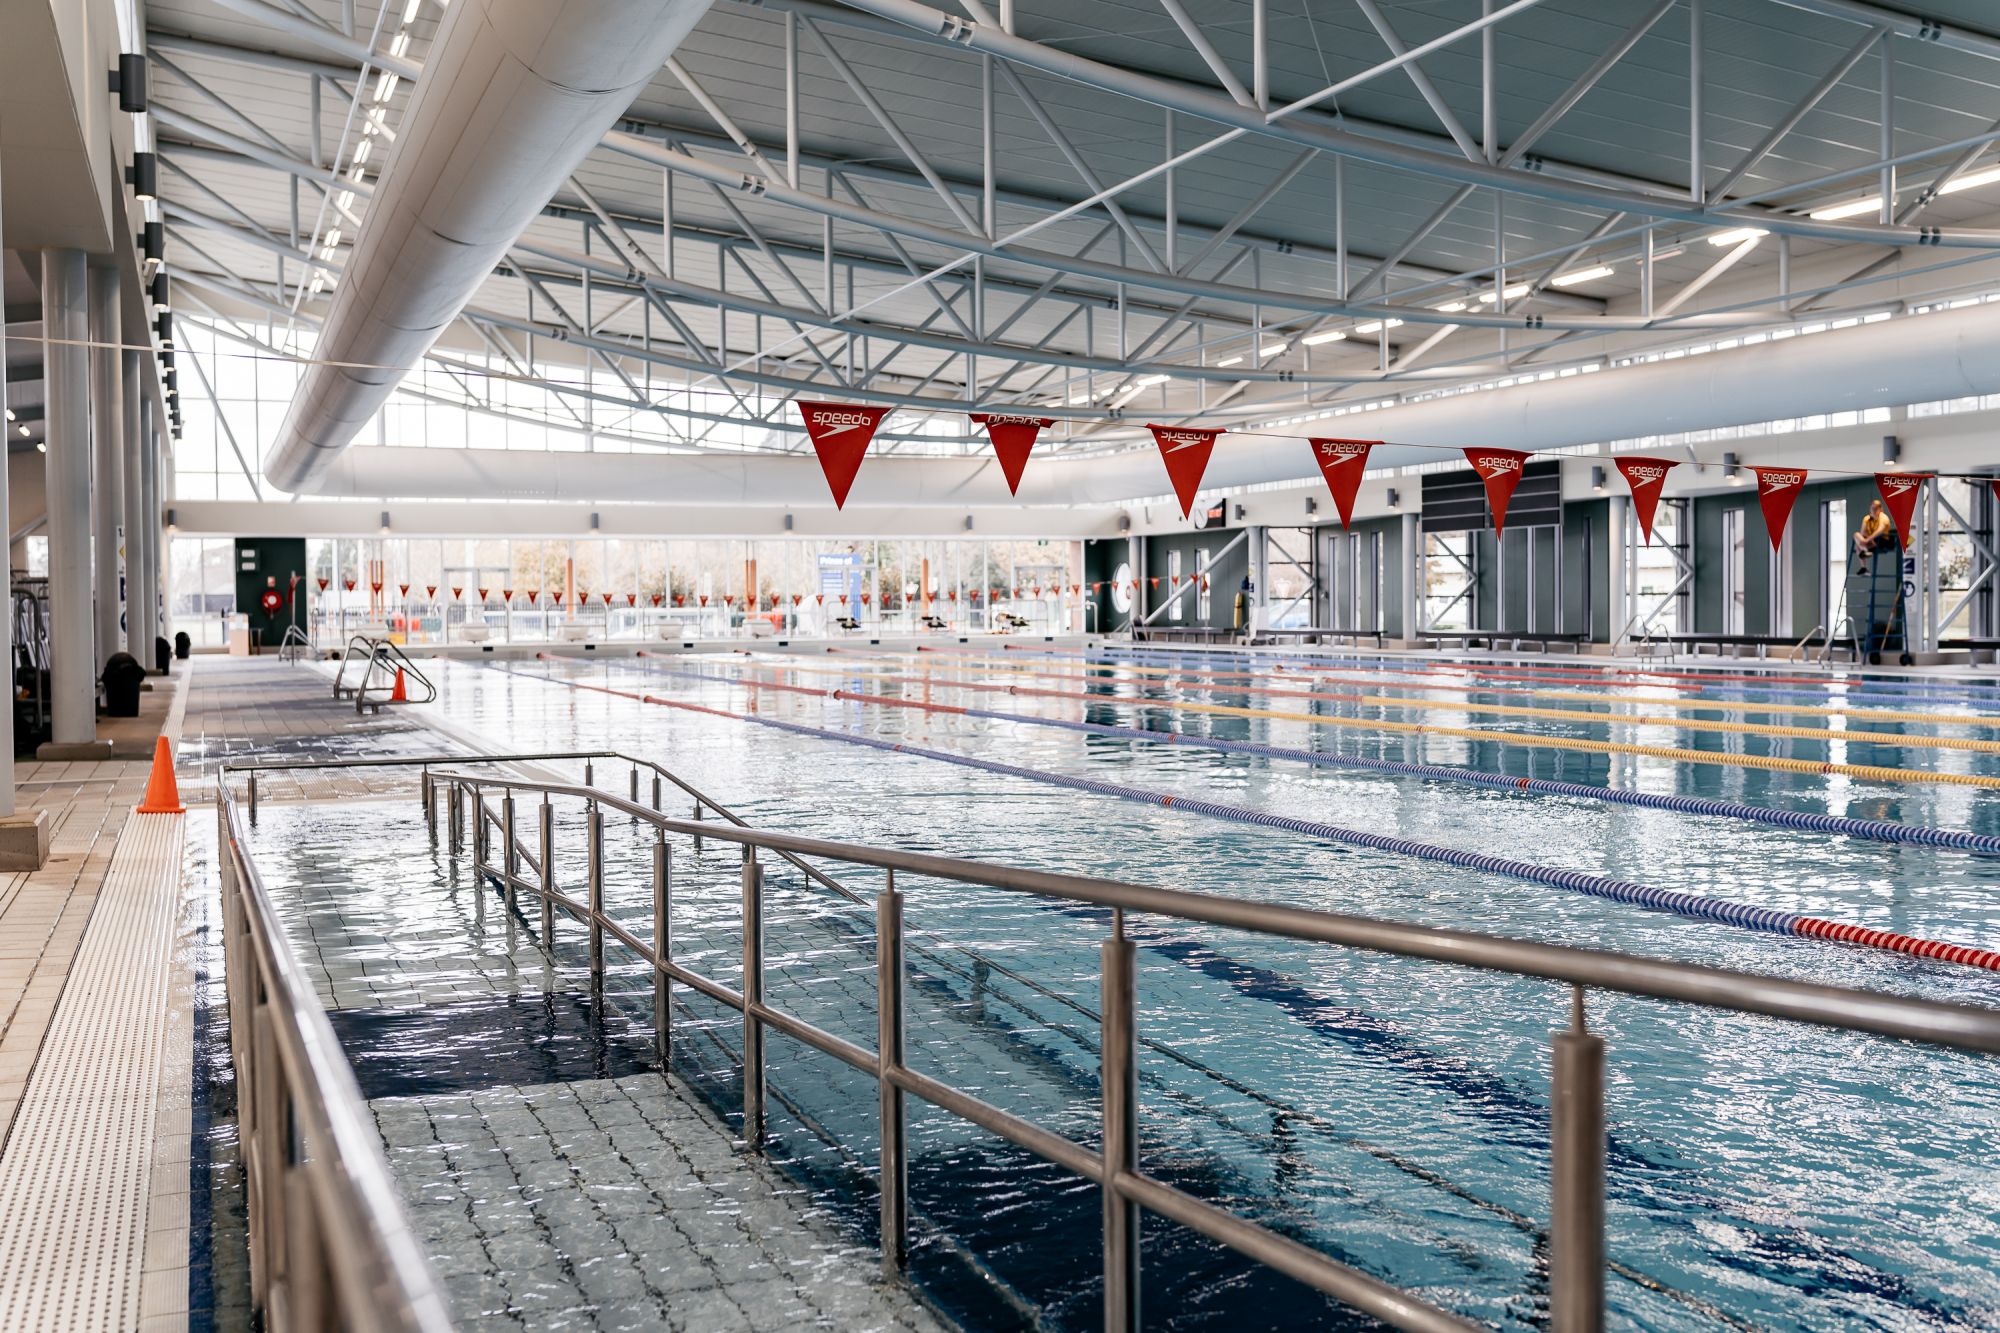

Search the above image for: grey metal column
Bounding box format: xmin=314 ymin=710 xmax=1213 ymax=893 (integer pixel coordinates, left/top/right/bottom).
xmin=122 ymin=350 xmax=145 ymax=658
xmin=89 ymin=266 xmax=124 ymax=669
xmin=1607 ymin=495 xmax=1631 ymax=644
xmin=138 ymin=396 xmax=161 ymax=658
xmin=43 ymin=250 xmax=96 ymax=746
xmin=0 ymin=153 xmax=12 ymax=808
xmin=1399 ymin=512 xmax=1421 ymax=641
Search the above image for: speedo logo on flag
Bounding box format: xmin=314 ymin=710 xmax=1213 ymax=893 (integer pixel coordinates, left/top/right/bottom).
xmin=806 ymin=409 xmax=878 ymax=434
xmin=1474 ymin=456 xmax=1522 ymax=477
xmin=1316 ymin=442 xmax=1367 ymax=464
xmin=980 ymin=414 xmax=1047 ymax=427
xmin=1624 ymin=465 xmax=1670 ymax=489
xmin=1157 ymin=431 xmax=1211 ymax=451
xmin=1880 ymin=476 xmax=1921 ymax=497
xmin=796 ymin=400 xmax=891 ymax=509
xmin=1760 ymin=470 xmax=1805 ymax=490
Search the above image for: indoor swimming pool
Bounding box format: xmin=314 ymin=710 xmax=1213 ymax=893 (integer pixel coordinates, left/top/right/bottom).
xmin=240 ymin=648 xmax=2000 ymax=1332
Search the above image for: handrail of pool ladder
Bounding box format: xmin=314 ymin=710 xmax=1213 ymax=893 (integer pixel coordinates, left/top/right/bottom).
xmin=407 ymin=763 xmax=2000 ymax=1333
xmin=215 ymin=779 xmax=454 ymax=1333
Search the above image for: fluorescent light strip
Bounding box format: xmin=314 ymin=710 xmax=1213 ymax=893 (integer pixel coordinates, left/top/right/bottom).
xmin=1549 ymin=265 xmax=1615 ymax=287
xmin=1301 ymin=330 xmax=1345 ymax=345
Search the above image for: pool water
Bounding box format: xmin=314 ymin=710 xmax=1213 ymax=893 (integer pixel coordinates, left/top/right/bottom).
xmin=249 ymin=649 xmax=2000 ymax=1331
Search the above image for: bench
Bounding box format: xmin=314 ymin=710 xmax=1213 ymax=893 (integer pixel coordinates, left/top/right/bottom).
xmin=1420 ymin=630 xmax=1589 ymax=654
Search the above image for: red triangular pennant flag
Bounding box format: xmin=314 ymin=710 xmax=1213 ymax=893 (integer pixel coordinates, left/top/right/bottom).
xmin=502 ymin=588 xmax=513 ymax=602
xmin=552 ymin=592 xmax=564 ymax=607
xmin=627 ymin=593 xmax=637 ymax=607
xmin=425 ymin=584 xmax=436 ymax=598
xmin=796 ymin=401 xmax=891 ymax=508
xmin=651 ymin=593 xmax=662 ymax=606
xmin=370 ymin=581 xmax=382 ymax=594
xmin=1753 ymin=467 xmax=1809 ymax=550
xmin=1613 ymin=457 xmax=1680 ymax=546
xmin=1875 ymin=472 xmax=1932 ymax=548
xmin=477 ymin=587 xmax=488 ymax=601
xmin=317 ymin=578 xmax=329 ymax=591
xmin=1147 ymin=424 xmax=1223 ymax=520
xmin=970 ymin=414 xmax=1054 ymax=495
xmin=451 ymin=586 xmax=462 ymax=600
xmin=1463 ymin=448 xmax=1532 ymax=536
xmin=1307 ymin=438 xmax=1376 ymax=531
xmin=398 ymin=583 xmax=410 ymax=597
xmin=601 ymin=592 xmax=614 ymax=606
xmin=344 ymin=579 xmax=356 ymax=592
xmin=527 ymin=590 xmax=539 ymax=605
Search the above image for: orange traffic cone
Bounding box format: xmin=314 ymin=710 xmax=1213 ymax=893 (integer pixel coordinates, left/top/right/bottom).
xmin=136 ymin=736 xmax=184 ymax=814
xmin=391 ymin=667 xmax=409 ymax=703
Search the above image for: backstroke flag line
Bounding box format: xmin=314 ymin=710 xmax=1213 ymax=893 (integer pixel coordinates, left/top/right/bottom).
xmin=796 ymin=401 xmax=892 ymax=509
xmin=1874 ymin=471 xmax=1933 ymax=548
xmin=1613 ymin=456 xmax=1680 ymax=545
xmin=1463 ymin=448 xmax=1533 ymax=536
xmin=1307 ymin=439 xmax=1376 ymax=531
xmin=1753 ymin=467 xmax=1809 ymax=551
xmin=970 ymin=414 xmax=1056 ymax=496
xmin=1147 ymin=425 xmax=1224 ymax=520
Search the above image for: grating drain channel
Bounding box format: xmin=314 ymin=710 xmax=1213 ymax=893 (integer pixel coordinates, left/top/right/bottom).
xmin=0 ymin=812 xmax=186 ymax=1332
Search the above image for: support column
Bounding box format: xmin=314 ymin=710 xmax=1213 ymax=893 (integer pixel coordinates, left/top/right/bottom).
xmin=43 ymin=251 xmax=96 ymax=747
xmin=122 ymin=350 xmax=145 ymax=659
xmin=137 ymin=397 xmax=159 ymax=661
xmin=1399 ymin=512 xmax=1421 ymax=641
xmin=1607 ymin=495 xmax=1632 ymax=646
xmin=89 ymin=266 xmax=124 ymax=669
xmin=1246 ymin=525 xmax=1268 ymax=632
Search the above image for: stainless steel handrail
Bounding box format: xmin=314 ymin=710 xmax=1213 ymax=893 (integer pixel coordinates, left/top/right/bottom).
xmin=216 ymin=779 xmax=455 ymax=1333
xmin=426 ymin=766 xmax=2000 ymax=1333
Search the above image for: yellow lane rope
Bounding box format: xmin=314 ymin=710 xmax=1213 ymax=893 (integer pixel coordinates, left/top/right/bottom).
xmin=767 ymin=654 xmax=2000 ymax=758
xmin=897 ymin=652 xmax=2000 ymax=731
xmin=716 ymin=655 xmax=2000 ymax=790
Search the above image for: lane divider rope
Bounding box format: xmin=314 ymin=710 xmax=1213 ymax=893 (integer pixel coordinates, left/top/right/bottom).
xmin=513 ymin=659 xmax=2000 ymax=974
xmin=849 ymin=651 xmax=2000 ymax=734
xmin=674 ymin=653 xmax=2000 ymax=789
xmin=713 ymin=655 xmax=2000 ymax=856
xmin=1082 ymin=642 xmax=2000 ymax=708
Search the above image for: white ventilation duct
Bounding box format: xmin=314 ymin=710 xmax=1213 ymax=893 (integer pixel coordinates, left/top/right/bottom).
xmin=265 ymin=0 xmax=714 ymax=493
xmin=309 ymin=297 xmax=2000 ymax=506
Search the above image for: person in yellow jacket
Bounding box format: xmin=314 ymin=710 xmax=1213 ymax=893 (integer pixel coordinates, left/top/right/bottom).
xmin=1853 ymin=498 xmax=1895 ymax=558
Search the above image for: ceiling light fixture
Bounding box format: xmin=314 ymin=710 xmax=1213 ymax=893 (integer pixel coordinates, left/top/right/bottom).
xmin=1259 ymin=342 xmax=1288 ymax=357
xmin=1707 ymin=227 xmax=1768 ymax=247
xmin=1549 ymin=265 xmax=1615 ymax=287
xmin=150 ymin=274 xmax=168 ymax=312
xmin=108 ymin=54 xmax=147 ymax=114
xmin=1301 ymin=329 xmax=1346 ymax=345
xmin=1353 ymin=319 xmax=1404 ymax=335
xmin=1135 ymin=373 xmax=1169 ymax=387
xmin=1216 ymin=355 xmax=1243 ymax=367
xmin=1809 ymin=196 xmax=1880 ymax=221
xmin=1434 ymin=301 xmax=1467 ymax=313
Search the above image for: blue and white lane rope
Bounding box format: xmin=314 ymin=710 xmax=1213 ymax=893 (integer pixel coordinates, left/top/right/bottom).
xmin=506 ymin=661 xmax=2000 ymax=972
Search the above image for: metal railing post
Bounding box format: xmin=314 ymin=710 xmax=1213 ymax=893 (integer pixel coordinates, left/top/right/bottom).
xmin=877 ymin=873 xmax=907 ymax=1273
xmin=448 ymin=782 xmax=463 ymax=854
xmin=502 ymin=794 xmax=518 ymax=915
xmin=422 ymin=772 xmax=436 ymax=843
xmin=1101 ymin=926 xmax=1140 ymax=1333
xmin=587 ymin=804 xmax=604 ymax=981
xmin=1550 ymin=987 xmax=1606 ymax=1333
xmin=247 ymin=770 xmax=258 ymax=819
xmin=651 ymin=772 xmax=661 ymax=811
xmin=584 ymin=758 xmax=594 ymax=786
xmin=653 ymin=834 xmax=670 ymax=1065
xmin=629 ymin=765 xmax=639 ymax=804
xmin=472 ymin=785 xmax=487 ymax=875
xmin=538 ymin=799 xmax=555 ymax=945
xmin=693 ymin=801 xmax=703 ymax=853
xmin=741 ymin=850 xmax=764 ymax=1146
